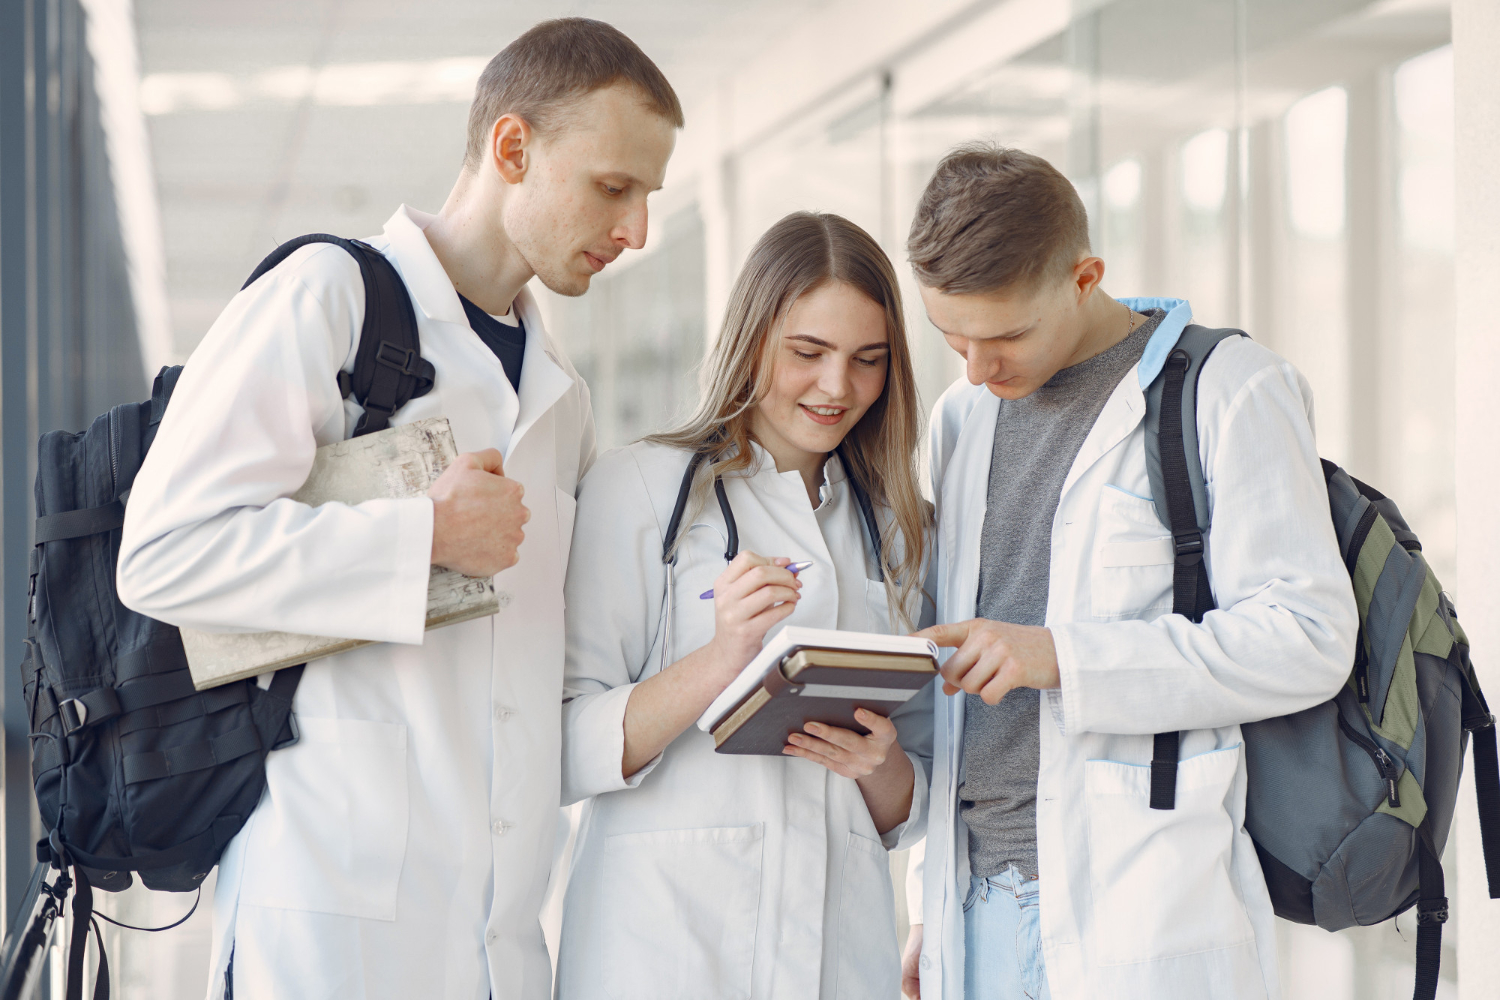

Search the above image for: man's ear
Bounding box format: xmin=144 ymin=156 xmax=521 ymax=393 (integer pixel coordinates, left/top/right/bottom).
xmin=1071 ymin=256 xmax=1106 ymax=303
xmin=488 ymin=113 xmax=532 ymax=185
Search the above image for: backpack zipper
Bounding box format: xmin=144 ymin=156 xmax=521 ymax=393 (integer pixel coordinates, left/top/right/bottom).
xmin=107 ymin=407 xmax=119 ymax=495
xmin=1338 ymin=712 xmax=1400 ymax=808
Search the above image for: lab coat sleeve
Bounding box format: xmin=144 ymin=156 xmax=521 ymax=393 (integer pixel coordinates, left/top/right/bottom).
xmin=882 ymin=678 xmax=934 ymax=850
xmin=560 ymin=447 xmax=668 ymax=805
xmin=1050 ymin=357 xmax=1359 ymax=736
xmin=905 ymin=837 xmax=926 ymax=925
xmin=116 ymin=245 xmax=433 ymax=643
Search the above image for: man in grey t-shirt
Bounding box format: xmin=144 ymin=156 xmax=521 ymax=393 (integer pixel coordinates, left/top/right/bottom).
xmin=899 ymin=144 xmax=1354 ymax=1000
xmin=960 ymin=308 xmax=1163 ymax=881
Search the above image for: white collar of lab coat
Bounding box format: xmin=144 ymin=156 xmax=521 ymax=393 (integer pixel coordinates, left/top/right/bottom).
xmin=938 ymin=296 xmax=1197 ymax=614
xmin=741 ymin=441 xmax=846 ymax=492
xmin=381 ymin=205 xmax=577 ymax=450
xmin=380 ymin=205 xmax=469 ymax=327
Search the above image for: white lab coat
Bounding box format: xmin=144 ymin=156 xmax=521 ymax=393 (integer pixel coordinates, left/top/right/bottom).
xmin=556 ymin=441 xmax=934 ymax=1000
xmin=117 ymin=206 xmax=595 ymax=1000
xmin=917 ymin=299 xmax=1359 ymax=1000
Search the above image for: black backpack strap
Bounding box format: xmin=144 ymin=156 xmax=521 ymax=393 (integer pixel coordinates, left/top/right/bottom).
xmin=64 ymin=867 xmax=108 ymax=1000
xmin=1411 ymin=826 xmax=1448 ymax=1000
xmin=1459 ymin=667 xmax=1500 ymax=897
xmin=241 ymin=234 xmax=434 ymax=438
xmin=1144 ymin=325 xmax=1245 ymax=810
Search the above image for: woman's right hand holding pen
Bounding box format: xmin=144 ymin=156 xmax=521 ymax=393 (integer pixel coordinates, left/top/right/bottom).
xmin=705 ymin=551 xmax=802 ymax=680
xmin=620 ymin=550 xmax=800 ymax=779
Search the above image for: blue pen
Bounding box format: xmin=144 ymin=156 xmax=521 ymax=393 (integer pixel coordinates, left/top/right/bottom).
xmin=700 ymin=560 xmax=813 ymax=599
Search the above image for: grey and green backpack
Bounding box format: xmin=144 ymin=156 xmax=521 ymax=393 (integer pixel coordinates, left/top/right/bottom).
xmin=1140 ymin=325 xmax=1499 ymax=1000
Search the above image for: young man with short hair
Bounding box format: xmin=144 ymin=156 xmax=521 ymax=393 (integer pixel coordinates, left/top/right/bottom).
xmin=905 ymin=145 xmax=1358 ymax=999
xmin=117 ymin=19 xmax=681 ymax=1000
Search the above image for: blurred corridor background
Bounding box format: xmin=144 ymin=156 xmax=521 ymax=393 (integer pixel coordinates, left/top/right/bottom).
xmin=0 ymin=0 xmax=1491 ymax=997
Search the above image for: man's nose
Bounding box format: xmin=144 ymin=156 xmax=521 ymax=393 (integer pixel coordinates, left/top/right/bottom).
xmin=967 ymin=347 xmax=999 ymax=386
xmin=614 ymin=200 xmax=648 ymax=250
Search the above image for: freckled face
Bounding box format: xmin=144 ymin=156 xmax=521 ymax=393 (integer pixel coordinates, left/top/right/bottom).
xmin=750 ymin=281 xmax=891 ymax=464
xmin=504 ymin=83 xmax=677 ymax=296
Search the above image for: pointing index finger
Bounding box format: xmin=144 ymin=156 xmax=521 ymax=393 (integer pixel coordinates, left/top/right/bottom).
xmin=914 ymin=621 xmax=970 ymax=648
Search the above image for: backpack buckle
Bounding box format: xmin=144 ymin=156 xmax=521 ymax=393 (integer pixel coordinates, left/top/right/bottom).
xmin=1417 ymin=897 xmax=1449 ymax=925
xmin=57 ymin=687 xmax=121 ymax=735
xmin=375 ymin=341 xmax=421 ymax=378
xmin=58 ymin=698 xmax=89 ymax=734
xmin=1173 ymin=532 xmax=1204 ymax=564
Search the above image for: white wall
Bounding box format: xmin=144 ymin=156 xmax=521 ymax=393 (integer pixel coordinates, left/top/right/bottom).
xmin=1453 ymin=1 xmax=1500 ymax=997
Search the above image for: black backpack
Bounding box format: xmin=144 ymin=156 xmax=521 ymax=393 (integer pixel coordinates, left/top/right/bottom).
xmin=1140 ymin=325 xmax=1500 ymax=1000
xmin=10 ymin=234 xmax=434 ymax=1000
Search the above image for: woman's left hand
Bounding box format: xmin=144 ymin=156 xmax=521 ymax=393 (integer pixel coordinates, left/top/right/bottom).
xmin=783 ymin=707 xmax=899 ymax=779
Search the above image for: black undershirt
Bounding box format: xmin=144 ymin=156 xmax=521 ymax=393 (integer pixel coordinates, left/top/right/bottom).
xmin=457 ymin=294 xmax=526 ymax=392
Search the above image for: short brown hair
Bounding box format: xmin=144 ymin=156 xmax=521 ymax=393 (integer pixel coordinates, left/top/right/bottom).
xmin=464 ymin=18 xmax=684 ymax=169
xmin=907 ymin=143 xmax=1090 ymax=294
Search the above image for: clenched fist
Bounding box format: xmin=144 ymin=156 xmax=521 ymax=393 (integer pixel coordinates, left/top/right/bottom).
xmin=428 ymin=448 xmax=529 ymax=577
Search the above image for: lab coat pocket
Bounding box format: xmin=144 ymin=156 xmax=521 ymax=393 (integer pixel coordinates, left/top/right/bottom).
xmin=1090 ymin=486 xmax=1174 ymax=621
xmin=1083 ymin=743 xmax=1253 ymax=964
xmin=556 ymin=487 xmax=578 ymax=599
xmin=238 ymin=717 xmax=409 ymax=921
xmin=601 ymin=824 xmax=764 ymax=1000
xmin=834 ymin=832 xmax=898 ymax=999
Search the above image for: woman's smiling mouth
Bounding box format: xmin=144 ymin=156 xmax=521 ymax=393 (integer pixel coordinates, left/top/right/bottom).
xmin=799 ymin=403 xmax=848 ymax=425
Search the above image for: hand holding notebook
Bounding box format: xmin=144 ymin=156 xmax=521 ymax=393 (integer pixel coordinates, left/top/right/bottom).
xmin=697 ymin=625 xmax=939 ymax=755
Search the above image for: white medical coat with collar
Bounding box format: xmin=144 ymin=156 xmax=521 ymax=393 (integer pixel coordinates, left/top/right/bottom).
xmin=117 ymin=205 xmax=595 ymax=1000
xmin=917 ymin=299 xmax=1358 ymax=1000
xmin=556 ymin=441 xmax=933 ymax=1000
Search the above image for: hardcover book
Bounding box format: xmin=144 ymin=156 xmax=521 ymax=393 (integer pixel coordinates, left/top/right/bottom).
xmin=698 ymin=626 xmax=940 ymax=756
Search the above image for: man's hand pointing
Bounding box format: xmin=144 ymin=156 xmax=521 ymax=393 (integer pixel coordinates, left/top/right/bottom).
xmin=912 ymin=619 xmax=1060 ymax=705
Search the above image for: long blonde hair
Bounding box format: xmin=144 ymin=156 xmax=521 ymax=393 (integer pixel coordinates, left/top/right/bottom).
xmin=648 ymin=211 xmax=930 ymax=627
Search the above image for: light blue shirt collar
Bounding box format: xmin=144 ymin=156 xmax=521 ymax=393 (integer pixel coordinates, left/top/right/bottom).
xmin=1122 ymin=297 xmax=1194 ymax=388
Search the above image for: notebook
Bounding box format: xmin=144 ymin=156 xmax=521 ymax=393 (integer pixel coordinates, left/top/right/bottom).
xmin=697 ymin=626 xmax=939 ymax=756
xmin=179 ymin=417 xmax=500 ymax=690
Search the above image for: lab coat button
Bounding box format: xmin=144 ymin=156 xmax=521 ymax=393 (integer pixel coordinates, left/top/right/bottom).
xmin=493 ymin=705 xmax=514 ymax=721
xmin=486 ymin=929 xmax=498 ymax=945
xmin=495 ymin=592 xmax=513 ymax=609
xmin=492 ymin=820 xmax=510 ymax=836
xmin=920 ymin=955 xmax=932 ymax=969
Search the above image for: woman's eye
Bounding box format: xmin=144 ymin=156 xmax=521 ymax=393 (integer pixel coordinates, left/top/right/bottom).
xmin=603 ymin=185 xmax=622 ymax=196
xmin=855 ymin=356 xmax=883 ymax=368
xmin=793 ymin=350 xmax=819 ymax=361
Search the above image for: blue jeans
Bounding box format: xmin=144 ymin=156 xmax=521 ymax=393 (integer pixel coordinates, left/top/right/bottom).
xmin=963 ymin=867 xmax=1051 ymax=1000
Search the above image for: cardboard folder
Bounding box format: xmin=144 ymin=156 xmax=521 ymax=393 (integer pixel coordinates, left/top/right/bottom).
xmin=711 ymin=646 xmax=937 ymax=755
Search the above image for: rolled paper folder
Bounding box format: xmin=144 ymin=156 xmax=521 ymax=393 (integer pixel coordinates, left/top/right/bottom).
xmin=699 ymin=626 xmax=939 ymax=756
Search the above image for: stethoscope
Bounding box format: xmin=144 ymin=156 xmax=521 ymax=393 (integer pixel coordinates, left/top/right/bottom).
xmin=654 ymin=445 xmax=885 ymax=673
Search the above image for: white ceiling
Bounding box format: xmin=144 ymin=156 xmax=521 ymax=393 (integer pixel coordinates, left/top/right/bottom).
xmin=134 ymin=0 xmax=837 ymax=358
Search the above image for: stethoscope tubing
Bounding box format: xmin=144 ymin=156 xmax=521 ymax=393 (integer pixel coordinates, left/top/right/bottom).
xmin=654 ymin=444 xmax=885 ymax=674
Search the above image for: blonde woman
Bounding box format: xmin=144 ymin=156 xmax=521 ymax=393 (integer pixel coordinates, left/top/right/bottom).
xmin=556 ymin=212 xmax=933 ymax=999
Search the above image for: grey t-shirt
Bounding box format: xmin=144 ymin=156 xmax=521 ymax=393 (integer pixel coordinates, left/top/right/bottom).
xmin=959 ymin=308 xmax=1164 ymax=879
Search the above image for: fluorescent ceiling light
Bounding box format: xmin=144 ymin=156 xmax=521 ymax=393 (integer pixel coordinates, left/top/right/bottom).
xmin=139 ymin=57 xmax=489 ymax=115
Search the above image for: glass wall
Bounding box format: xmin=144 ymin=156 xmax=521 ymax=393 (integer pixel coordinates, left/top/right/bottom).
xmin=543 ymin=205 xmax=708 ymax=450
xmin=559 ymin=0 xmax=1458 ymax=995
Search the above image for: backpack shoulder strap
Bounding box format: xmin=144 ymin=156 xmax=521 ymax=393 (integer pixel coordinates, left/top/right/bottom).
xmin=1142 ymin=323 xmax=1245 ymax=810
xmin=242 ymin=234 xmax=434 ymax=438
xmin=1143 ymin=324 xmax=1248 ymax=540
